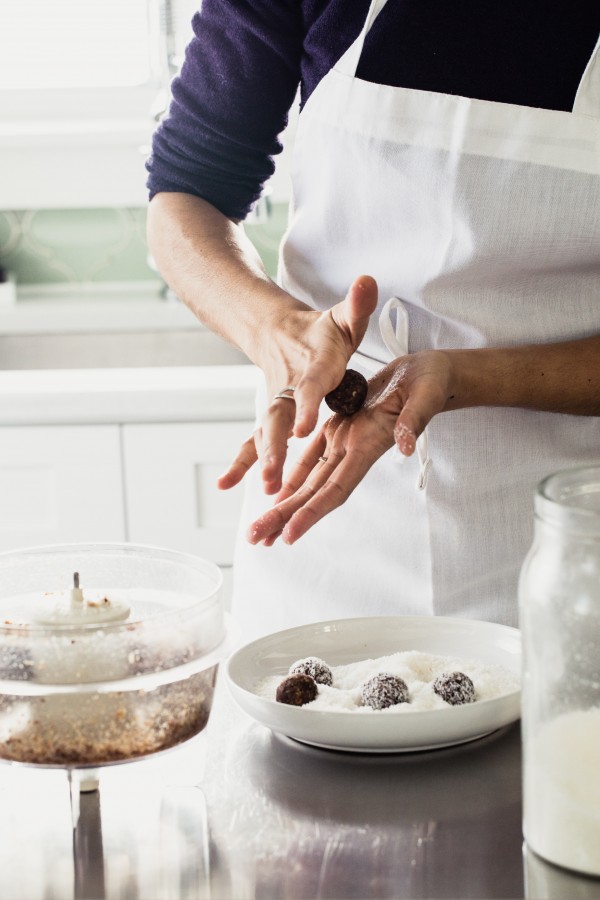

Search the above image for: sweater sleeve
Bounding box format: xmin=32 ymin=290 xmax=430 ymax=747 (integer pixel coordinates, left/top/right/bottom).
xmin=146 ymin=0 xmax=303 ymax=220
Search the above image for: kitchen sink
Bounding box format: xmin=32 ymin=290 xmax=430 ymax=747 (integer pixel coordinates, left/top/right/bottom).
xmin=0 ymin=330 xmax=250 ymax=370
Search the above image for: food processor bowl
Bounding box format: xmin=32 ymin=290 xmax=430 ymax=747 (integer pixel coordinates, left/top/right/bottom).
xmin=0 ymin=543 xmax=229 ymax=768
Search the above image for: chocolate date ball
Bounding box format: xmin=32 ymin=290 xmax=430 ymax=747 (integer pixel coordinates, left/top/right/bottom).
xmin=276 ymin=673 xmax=318 ymax=706
xmin=361 ymin=673 xmax=410 ymax=710
xmin=325 ymin=369 xmax=368 ymax=416
xmin=289 ymin=656 xmax=333 ymax=686
xmin=433 ymin=671 xmax=476 ymax=706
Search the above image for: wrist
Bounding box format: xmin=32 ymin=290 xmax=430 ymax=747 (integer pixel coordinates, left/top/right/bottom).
xmin=442 ymin=342 xmax=587 ymax=413
xmin=443 ymin=347 xmax=521 ymax=411
xmin=238 ymin=283 xmax=314 ymax=368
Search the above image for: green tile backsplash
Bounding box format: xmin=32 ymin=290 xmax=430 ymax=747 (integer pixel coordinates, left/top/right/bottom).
xmin=0 ymin=202 xmax=288 ymax=287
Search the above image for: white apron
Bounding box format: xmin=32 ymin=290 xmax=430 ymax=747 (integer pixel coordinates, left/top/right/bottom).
xmin=231 ymin=0 xmax=600 ymax=641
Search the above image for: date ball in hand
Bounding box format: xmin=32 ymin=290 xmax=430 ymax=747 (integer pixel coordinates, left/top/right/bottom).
xmin=325 ymin=369 xmax=368 ymax=416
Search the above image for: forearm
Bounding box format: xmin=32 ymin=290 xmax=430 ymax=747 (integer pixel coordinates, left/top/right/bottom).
xmin=445 ymin=337 xmax=600 ymax=416
xmin=146 ymin=192 xmax=309 ymax=363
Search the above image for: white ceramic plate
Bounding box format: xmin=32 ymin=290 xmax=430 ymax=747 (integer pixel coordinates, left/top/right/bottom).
xmin=225 ymin=616 xmax=521 ymax=753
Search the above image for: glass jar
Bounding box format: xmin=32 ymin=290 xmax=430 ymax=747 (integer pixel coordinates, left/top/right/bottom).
xmin=519 ymin=465 xmax=600 ymax=877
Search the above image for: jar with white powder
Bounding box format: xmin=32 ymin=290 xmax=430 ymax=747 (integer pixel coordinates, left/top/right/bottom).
xmin=519 ymin=465 xmax=600 ymax=877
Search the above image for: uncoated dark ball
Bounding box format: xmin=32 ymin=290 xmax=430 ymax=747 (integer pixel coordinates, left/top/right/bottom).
xmin=325 ymin=369 xmax=368 ymax=416
xmin=361 ymin=673 xmax=410 ymax=710
xmin=433 ymin=671 xmax=476 ymax=706
xmin=276 ymin=673 xmax=318 ymax=706
xmin=288 ymin=656 xmax=333 ymax=686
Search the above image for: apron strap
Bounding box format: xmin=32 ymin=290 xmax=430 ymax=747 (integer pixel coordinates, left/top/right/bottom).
xmin=379 ymin=297 xmax=432 ymax=491
xmin=573 ymin=32 xmax=600 ymax=117
xmin=335 ymin=0 xmax=391 ymax=78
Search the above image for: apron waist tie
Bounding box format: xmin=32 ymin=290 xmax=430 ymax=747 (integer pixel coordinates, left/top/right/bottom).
xmin=378 ymin=297 xmax=432 ymax=491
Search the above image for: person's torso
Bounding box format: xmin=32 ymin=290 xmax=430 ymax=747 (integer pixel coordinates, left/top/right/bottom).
xmin=299 ymin=0 xmax=600 ymax=111
xmin=232 ymin=0 xmax=600 ymax=638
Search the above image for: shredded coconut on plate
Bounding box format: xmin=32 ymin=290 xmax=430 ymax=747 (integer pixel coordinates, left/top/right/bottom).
xmin=256 ymin=650 xmax=519 ymax=713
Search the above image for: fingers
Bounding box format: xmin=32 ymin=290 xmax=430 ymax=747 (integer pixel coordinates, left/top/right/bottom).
xmin=331 ymin=274 xmax=378 ymax=349
xmin=259 ymin=393 xmax=297 ymax=493
xmin=293 ymin=275 xmax=378 ymax=439
xmin=248 ymin=438 xmax=380 ymax=546
xmin=262 ymin=529 xmax=284 ymax=548
xmin=275 ymin=434 xmax=327 ymax=503
xmin=247 ymin=432 xmax=328 ymax=543
xmin=281 ymin=446 xmax=375 ymax=544
xmin=217 ymin=435 xmax=258 ymax=490
xmin=215 ymin=393 xmax=316 ymax=498
xmin=247 ymin=460 xmax=328 ymax=546
xmin=393 ymin=421 xmax=417 ymax=456
xmin=292 ymin=373 xmax=331 ymax=439
xmin=245 ymin=347 xmax=452 ymax=543
xmin=392 ymin=380 xmax=444 ymax=457
xmin=216 ymin=390 xmax=300 ymax=495
xmin=235 ymin=275 xmax=378 ymax=490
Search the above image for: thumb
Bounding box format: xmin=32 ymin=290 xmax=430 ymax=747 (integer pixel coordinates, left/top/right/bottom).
xmin=331 ymin=274 xmax=378 ymax=350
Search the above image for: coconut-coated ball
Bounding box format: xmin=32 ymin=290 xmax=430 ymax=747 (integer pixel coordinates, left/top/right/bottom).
xmin=361 ymin=672 xmax=410 ymax=710
xmin=289 ymin=656 xmax=333 ymax=686
xmin=433 ymin=671 xmax=476 ymax=706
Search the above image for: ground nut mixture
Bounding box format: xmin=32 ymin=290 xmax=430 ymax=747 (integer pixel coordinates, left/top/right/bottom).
xmin=0 ymin=667 xmax=217 ymax=766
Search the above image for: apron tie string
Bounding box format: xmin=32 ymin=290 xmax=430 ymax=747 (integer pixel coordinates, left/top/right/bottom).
xmin=379 ymin=297 xmax=432 ymax=490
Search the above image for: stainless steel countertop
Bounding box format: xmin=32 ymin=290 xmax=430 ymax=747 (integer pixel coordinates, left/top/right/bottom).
xmin=202 ymin=688 xmax=600 ymax=899
xmin=203 ymin=686 xmax=524 ymax=900
xmin=4 ymin=682 xmax=600 ymax=899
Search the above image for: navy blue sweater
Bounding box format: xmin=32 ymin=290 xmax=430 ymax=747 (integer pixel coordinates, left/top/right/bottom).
xmin=146 ymin=1 xmax=600 ymax=219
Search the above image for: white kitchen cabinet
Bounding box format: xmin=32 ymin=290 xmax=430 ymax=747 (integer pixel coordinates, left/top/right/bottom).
xmin=122 ymin=422 xmax=252 ymax=566
xmin=0 ymin=425 xmax=125 ymax=551
xmin=0 ymin=366 xmax=259 ymax=612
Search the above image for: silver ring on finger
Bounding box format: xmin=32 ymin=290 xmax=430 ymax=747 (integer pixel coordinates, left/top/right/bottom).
xmin=318 ymin=455 xmax=328 ymax=463
xmin=273 ymin=385 xmax=297 ymax=402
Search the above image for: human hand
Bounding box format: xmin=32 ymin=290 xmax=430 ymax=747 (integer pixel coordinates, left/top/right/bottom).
xmin=246 ymin=349 xmax=454 ymax=546
xmin=217 ymin=274 xmax=378 ymax=495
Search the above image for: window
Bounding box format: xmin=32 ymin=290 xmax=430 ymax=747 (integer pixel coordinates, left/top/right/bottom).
xmin=0 ymin=0 xmax=194 ymax=209
xmin=1 ymin=0 xmax=156 ymax=91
